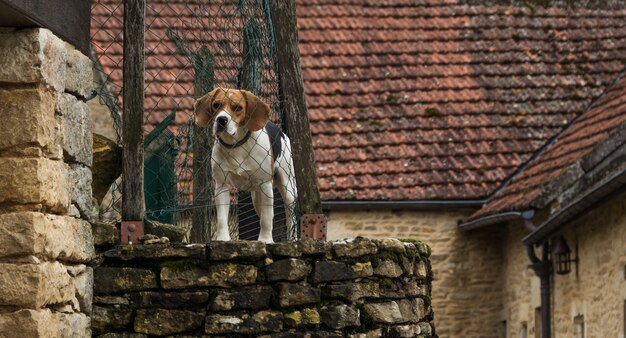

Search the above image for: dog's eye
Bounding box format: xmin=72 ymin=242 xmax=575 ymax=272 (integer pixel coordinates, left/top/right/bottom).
xmin=233 ymin=105 xmax=243 ymax=113
xmin=212 ymin=102 xmax=221 ymax=110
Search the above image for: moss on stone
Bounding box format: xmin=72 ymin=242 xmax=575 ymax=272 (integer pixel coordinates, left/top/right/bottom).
xmin=379 ymin=278 xmax=393 ymax=288
xmin=160 ymin=259 xmax=199 ymax=273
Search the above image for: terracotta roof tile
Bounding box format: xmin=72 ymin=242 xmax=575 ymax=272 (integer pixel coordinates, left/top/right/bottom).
xmin=91 ymin=0 xmax=626 ymax=201
xmin=470 ymin=73 xmax=626 ymax=219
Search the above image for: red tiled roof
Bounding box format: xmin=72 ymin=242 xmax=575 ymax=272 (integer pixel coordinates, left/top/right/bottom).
xmin=469 ymin=72 xmax=626 ymax=220
xmin=91 ymin=0 xmax=626 ymax=201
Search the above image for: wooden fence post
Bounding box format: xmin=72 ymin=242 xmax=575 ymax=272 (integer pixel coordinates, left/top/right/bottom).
xmin=190 ymin=47 xmax=214 ymax=243
xmin=268 ymin=1 xmax=323 ymax=218
xmin=122 ymin=0 xmax=146 ymax=222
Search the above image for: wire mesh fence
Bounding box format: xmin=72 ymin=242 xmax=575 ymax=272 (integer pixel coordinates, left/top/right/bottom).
xmin=90 ymin=0 xmax=299 ymax=242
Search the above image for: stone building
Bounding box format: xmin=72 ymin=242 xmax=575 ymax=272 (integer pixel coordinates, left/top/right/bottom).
xmin=90 ymin=0 xmax=626 ymax=336
xmin=0 ymin=1 xmax=95 ymax=336
xmin=462 ymin=71 xmax=626 ymax=337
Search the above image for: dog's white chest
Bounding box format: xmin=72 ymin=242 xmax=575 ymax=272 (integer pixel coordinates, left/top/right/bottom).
xmin=212 ymin=142 xmax=272 ymax=191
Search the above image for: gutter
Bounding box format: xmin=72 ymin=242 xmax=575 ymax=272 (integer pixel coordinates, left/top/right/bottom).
xmin=321 ymin=199 xmax=486 ymax=211
xmin=522 ymin=167 xmax=626 ymax=246
xmin=458 ymin=209 xmax=535 ymax=231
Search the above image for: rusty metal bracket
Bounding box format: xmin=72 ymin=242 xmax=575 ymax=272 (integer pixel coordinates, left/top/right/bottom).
xmin=121 ymin=221 xmax=144 ymax=245
xmin=300 ymin=214 xmax=327 ymax=241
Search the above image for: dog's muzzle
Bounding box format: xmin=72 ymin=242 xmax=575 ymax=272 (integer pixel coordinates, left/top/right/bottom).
xmin=216 ymin=116 xmax=228 ymax=132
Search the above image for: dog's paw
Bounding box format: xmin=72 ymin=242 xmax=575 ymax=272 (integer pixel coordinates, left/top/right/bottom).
xmin=215 ymin=233 xmax=231 ymax=241
xmin=258 ymin=235 xmax=274 ymax=244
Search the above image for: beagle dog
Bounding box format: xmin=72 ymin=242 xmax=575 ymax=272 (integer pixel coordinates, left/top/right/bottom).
xmin=194 ymin=87 xmax=297 ymax=243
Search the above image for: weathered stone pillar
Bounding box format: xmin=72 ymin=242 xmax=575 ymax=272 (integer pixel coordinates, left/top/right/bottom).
xmin=0 ymin=28 xmax=95 ymax=337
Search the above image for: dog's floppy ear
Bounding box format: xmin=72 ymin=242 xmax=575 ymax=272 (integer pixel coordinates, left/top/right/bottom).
xmin=241 ymin=90 xmax=270 ymax=131
xmin=194 ymin=87 xmax=221 ymax=127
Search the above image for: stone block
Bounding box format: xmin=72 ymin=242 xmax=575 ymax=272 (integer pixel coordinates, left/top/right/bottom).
xmin=92 ymin=221 xmax=119 ymax=246
xmin=283 ymin=308 xmax=320 ymax=328
xmin=0 ymin=29 xmax=67 ymax=91
xmin=0 ymin=88 xmax=58 ymax=155
xmin=322 ymin=281 xmax=380 ymax=302
xmin=97 ymin=334 xmax=147 ymax=338
xmin=0 ymin=261 xmax=74 ymax=308
xmin=105 ymin=243 xmax=205 ymax=261
xmin=346 ymin=329 xmax=383 ymax=338
xmin=312 ymin=261 xmax=353 ymax=283
xmin=352 ymin=261 xmax=374 ymax=278
xmin=94 ymin=267 xmax=158 ymax=294
xmin=64 ymin=44 xmax=93 ymax=99
xmin=320 ymin=304 xmax=360 ymax=329
xmin=0 ymin=212 xmax=94 ymax=262
xmin=379 ymin=278 xmax=411 ymax=299
xmin=362 ymin=301 xmax=403 ymax=324
xmin=268 ymin=241 xmax=302 ymax=257
xmin=414 ymin=260 xmax=429 ymax=279
xmin=160 ymin=263 xmax=257 ymax=289
xmin=0 ymin=157 xmax=69 ymax=213
xmin=144 ymin=218 xmax=186 ymax=242
xmin=298 ymin=238 xmax=330 ymax=255
xmin=377 ymin=238 xmax=406 ymax=253
xmin=131 ymin=291 xmax=209 ymax=309
xmin=56 ymin=93 xmax=92 ymax=166
xmin=332 ymin=237 xmax=377 ymax=258
xmin=374 ymin=259 xmax=403 ymax=278
xmin=276 ymin=283 xmax=321 ymax=307
xmin=0 ymin=309 xmax=89 ymax=338
xmin=266 ymin=258 xmax=311 ymax=282
xmin=72 ymin=266 xmax=94 ymax=314
xmin=260 ymin=331 xmax=344 ymax=338
xmin=210 ymin=285 xmax=273 ymax=311
xmin=387 ymin=324 xmax=423 ymax=337
xmin=93 ymin=296 xmax=129 ymax=306
xmin=205 ymin=310 xmax=283 ymax=335
xmin=91 ymin=305 xmax=134 ymax=335
xmin=208 ymin=240 xmax=266 ymax=261
xmin=68 ymin=164 xmax=97 ymax=220
xmin=397 ymin=298 xmax=426 ymax=323
xmin=134 ymin=308 xmax=204 ymax=336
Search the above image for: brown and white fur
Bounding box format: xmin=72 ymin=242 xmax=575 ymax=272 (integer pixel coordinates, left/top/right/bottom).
xmin=194 ymin=87 xmax=297 ymax=243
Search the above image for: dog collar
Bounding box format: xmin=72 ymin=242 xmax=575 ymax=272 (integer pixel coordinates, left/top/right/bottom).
xmin=217 ymin=131 xmax=252 ymax=149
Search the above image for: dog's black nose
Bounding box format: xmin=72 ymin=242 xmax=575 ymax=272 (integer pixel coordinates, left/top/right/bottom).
xmin=216 ymin=116 xmax=228 ymax=130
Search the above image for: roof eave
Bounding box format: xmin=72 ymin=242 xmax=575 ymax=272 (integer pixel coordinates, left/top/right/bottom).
xmin=321 ymin=199 xmax=486 ymax=211
xmin=522 ymin=167 xmax=626 ymax=246
xmin=458 ymin=209 xmax=535 ymax=231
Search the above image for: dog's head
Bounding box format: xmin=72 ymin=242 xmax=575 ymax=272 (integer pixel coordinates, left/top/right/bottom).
xmin=194 ymin=87 xmax=270 ymax=140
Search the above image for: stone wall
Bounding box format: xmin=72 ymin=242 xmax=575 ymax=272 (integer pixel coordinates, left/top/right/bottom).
xmin=0 ymin=28 xmax=95 ymax=336
xmin=92 ymin=238 xmax=435 ymax=337
xmin=501 ymin=191 xmax=626 ymax=337
xmin=327 ymin=209 xmax=505 ymax=337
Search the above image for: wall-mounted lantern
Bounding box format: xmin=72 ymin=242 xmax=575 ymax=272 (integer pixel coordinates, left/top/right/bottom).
xmin=552 ymin=235 xmax=579 ymax=275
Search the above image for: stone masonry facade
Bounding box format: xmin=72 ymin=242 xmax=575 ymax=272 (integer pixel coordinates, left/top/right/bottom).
xmin=0 ymin=28 xmax=95 ymax=336
xmin=92 ymin=238 xmax=435 ymax=337
xmin=501 ymin=190 xmax=626 ymax=337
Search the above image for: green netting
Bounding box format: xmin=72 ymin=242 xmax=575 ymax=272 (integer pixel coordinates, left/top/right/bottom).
xmin=90 ymin=0 xmax=300 ymax=242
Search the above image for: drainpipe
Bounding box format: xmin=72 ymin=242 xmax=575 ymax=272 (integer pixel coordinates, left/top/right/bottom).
xmin=523 ymin=210 xmax=551 ymax=338
xmin=526 ymin=242 xmax=551 ymax=338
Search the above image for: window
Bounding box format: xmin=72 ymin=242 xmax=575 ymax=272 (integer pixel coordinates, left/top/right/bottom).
xmin=534 ymin=307 xmax=541 ymax=338
xmin=519 ymin=322 xmax=528 ymax=338
xmin=573 ymin=315 xmax=584 ymax=338
xmin=500 ymin=320 xmax=507 ymax=338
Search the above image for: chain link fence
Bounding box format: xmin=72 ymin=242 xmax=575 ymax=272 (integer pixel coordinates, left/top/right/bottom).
xmin=90 ymin=0 xmax=299 ymax=241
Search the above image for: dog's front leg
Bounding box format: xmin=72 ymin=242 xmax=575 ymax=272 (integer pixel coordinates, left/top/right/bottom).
xmin=256 ymin=182 xmax=274 ymax=243
xmin=214 ymin=186 xmax=231 ymax=241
